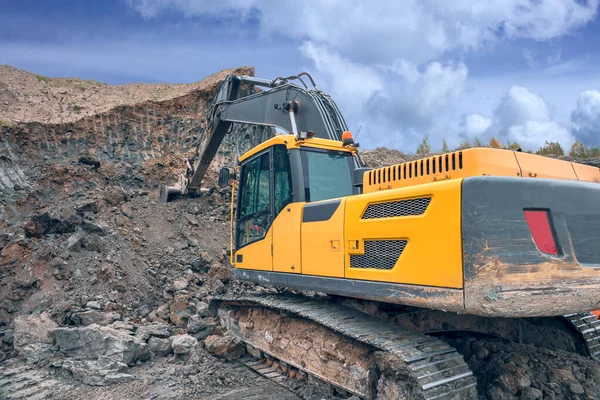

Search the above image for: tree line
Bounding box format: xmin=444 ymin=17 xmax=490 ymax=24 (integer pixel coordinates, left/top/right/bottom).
xmin=415 ymin=135 xmax=600 ymax=159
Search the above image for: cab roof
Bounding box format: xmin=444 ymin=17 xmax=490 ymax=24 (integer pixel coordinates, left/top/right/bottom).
xmin=238 ymin=134 xmax=357 ymax=162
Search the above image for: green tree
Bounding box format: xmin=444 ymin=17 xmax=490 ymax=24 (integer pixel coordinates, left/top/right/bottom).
xmin=441 ymin=138 xmax=449 ymax=153
xmin=506 ymin=141 xmax=522 ymax=150
xmin=489 ymin=137 xmax=503 ymax=148
xmin=570 ymin=140 xmax=589 ymax=158
xmin=473 ymin=137 xmax=482 ymax=147
xmin=536 ymin=141 xmax=564 ymax=156
xmin=457 ymin=139 xmax=471 ymax=150
xmin=416 ymin=134 xmax=431 ymax=155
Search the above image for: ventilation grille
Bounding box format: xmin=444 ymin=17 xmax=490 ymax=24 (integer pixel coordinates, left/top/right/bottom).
xmin=367 ymin=151 xmax=463 ymax=186
xmin=362 ymin=197 xmax=431 ymax=219
xmin=350 ymin=240 xmax=407 ymax=270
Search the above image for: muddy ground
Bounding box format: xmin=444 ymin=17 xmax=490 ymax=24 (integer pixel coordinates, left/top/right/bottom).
xmin=2 ymin=66 xmax=600 ymax=400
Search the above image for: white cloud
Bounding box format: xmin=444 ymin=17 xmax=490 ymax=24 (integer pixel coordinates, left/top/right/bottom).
xmin=367 ymin=60 xmax=468 ymax=129
xmin=489 ymin=86 xmax=574 ymax=150
xmin=125 ymin=0 xmax=259 ymax=19
xmin=571 ymin=90 xmax=600 ymax=145
xmin=494 ymin=86 xmax=551 ymax=130
xmin=298 ymin=42 xmax=383 ymax=115
xmin=127 ymin=0 xmax=599 ymax=65
xmin=460 ymin=114 xmax=492 ymax=138
xmin=125 ymin=0 xmax=598 ymax=151
xmin=297 ymin=42 xmax=468 ymax=149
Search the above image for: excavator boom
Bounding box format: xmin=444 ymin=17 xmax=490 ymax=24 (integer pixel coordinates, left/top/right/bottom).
xmin=160 ymin=73 xmax=349 ymax=202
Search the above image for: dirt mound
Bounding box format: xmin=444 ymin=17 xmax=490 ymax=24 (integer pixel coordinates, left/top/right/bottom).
xmin=448 ymin=337 xmax=600 ymax=399
xmin=0 ymin=65 xmax=249 ymax=125
xmin=0 ymin=66 xmax=270 ymax=353
xmin=0 ymin=65 xmax=298 ymax=398
xmin=360 ymin=146 xmax=408 ymax=168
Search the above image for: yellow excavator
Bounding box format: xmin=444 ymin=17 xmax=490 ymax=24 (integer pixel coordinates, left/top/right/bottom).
xmin=163 ymin=72 xmax=600 ymax=399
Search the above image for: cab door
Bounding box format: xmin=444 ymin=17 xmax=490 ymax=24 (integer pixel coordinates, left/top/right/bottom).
xmin=272 ymin=145 xmax=302 ymax=273
xmin=234 ymin=150 xmax=273 ymax=271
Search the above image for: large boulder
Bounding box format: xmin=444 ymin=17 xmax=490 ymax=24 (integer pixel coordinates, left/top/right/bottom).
xmin=103 ymin=187 xmax=127 ymax=206
xmin=13 ymin=313 xmax=59 ymax=364
xmin=189 ymin=251 xmax=212 ymax=273
xmin=204 ymin=332 xmax=245 ymax=361
xmin=169 ymin=295 xmax=192 ymax=326
xmin=172 ymin=278 xmax=188 ymax=291
xmin=27 ymin=207 xmax=81 ymax=236
xmin=196 ymin=277 xmax=225 ymax=299
xmin=187 ymin=315 xmax=216 ymax=340
xmin=53 ymin=324 xmax=149 ymax=366
xmin=195 ymin=301 xmax=210 ymax=317
xmin=186 ymin=315 xmax=204 ymax=334
xmin=77 ymin=311 xmax=121 ymax=326
xmin=207 ymin=264 xmax=233 ymax=284
xmin=170 ymin=334 xmax=197 ymax=355
xmin=13 ymin=312 xmax=57 ymax=350
xmin=148 ymin=337 xmax=172 ymax=357
xmin=135 ymin=323 xmax=171 ymax=341
xmin=51 ymin=358 xmax=132 ymax=386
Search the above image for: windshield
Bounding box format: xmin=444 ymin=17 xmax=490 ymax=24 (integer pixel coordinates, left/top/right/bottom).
xmin=301 ymin=149 xmax=354 ymax=202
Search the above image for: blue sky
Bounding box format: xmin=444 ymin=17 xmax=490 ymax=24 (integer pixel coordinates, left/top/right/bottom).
xmin=2 ymin=0 xmax=600 ymax=151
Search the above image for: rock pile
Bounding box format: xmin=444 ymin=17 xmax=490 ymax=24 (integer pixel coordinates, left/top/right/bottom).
xmin=448 ymin=337 xmax=600 ymax=399
xmin=0 ymin=66 xmax=271 ymax=399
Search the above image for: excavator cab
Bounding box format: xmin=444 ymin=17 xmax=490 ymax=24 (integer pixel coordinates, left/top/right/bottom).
xmin=232 ymin=135 xmax=359 ymax=273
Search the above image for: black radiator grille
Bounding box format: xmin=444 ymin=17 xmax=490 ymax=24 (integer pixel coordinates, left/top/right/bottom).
xmin=350 ymin=240 xmax=407 ymax=270
xmin=362 ymin=197 xmax=431 ymax=219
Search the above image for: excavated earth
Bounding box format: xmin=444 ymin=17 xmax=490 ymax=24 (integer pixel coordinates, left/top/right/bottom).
xmin=1 ymin=65 xmax=600 ymax=400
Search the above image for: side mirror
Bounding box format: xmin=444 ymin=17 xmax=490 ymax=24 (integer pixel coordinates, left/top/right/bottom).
xmin=218 ymin=168 xmax=231 ymax=187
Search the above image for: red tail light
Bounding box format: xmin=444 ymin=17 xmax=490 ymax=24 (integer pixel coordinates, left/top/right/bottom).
xmin=523 ymin=210 xmax=560 ymax=255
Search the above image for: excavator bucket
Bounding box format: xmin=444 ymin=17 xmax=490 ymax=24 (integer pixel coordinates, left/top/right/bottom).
xmin=160 ymin=184 xmax=182 ymax=203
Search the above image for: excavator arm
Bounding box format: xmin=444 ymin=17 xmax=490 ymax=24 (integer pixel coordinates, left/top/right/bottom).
xmin=160 ymin=73 xmax=349 ymax=202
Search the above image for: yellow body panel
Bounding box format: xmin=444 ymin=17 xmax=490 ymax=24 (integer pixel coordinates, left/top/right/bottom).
xmin=273 ymin=203 xmax=303 ymax=273
xmin=301 ymin=200 xmax=346 ymax=278
xmin=363 ymin=148 xmax=519 ymax=193
xmin=239 ymin=135 xmax=356 ymax=162
xmin=235 ymin=229 xmax=273 ymax=271
xmin=363 ymin=147 xmax=600 ymax=194
xmin=513 ymin=152 xmax=577 ymax=180
xmin=345 ymin=179 xmax=463 ymax=288
xmin=234 ymin=137 xmax=599 ymax=293
xmin=573 ymin=162 xmax=600 ymax=183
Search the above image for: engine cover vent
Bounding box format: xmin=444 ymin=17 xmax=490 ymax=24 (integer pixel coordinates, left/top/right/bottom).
xmin=362 ymin=197 xmax=431 ymax=219
xmin=350 ymin=240 xmax=407 ymax=270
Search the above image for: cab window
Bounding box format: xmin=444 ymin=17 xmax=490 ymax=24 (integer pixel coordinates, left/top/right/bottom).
xmin=273 ymin=145 xmax=292 ymax=215
xmin=301 ymin=149 xmax=353 ymax=202
xmin=237 ymin=151 xmax=271 ymax=248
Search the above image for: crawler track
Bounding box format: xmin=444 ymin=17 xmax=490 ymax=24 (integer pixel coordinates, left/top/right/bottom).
xmin=563 ymin=312 xmax=600 ymax=361
xmin=214 ymin=294 xmax=477 ymax=399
